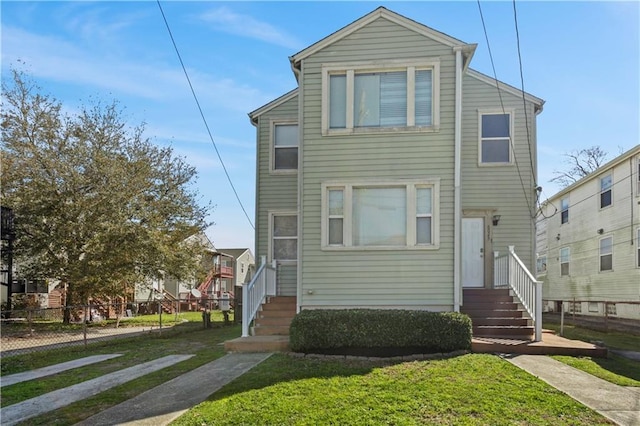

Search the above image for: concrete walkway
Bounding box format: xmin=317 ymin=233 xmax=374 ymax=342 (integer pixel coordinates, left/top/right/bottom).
xmin=508 ymin=354 xmax=640 ymax=426
xmin=2 ymin=355 xmax=194 ymax=426
xmin=76 ymin=352 xmax=272 ymax=426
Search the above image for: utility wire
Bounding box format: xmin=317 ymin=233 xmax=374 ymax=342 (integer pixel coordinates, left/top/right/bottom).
xmin=512 ymin=0 xmax=536 ymax=189
xmin=156 ymin=1 xmax=255 ymax=230
xmin=476 ymin=0 xmax=534 ymax=219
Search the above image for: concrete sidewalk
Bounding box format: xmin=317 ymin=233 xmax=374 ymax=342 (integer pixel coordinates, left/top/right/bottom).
xmin=507 ymin=354 xmax=640 ymax=426
xmin=75 ymin=352 xmax=272 ymax=426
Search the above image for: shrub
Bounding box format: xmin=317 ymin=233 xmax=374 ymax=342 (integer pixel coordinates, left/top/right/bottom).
xmin=289 ymin=309 xmax=472 ymax=356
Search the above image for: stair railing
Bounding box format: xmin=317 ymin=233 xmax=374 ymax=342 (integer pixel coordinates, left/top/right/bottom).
xmin=242 ymin=256 xmax=277 ymax=337
xmin=494 ymin=246 xmax=543 ymax=341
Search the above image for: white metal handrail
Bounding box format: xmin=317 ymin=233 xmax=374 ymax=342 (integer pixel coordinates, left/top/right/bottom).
xmin=241 ymin=256 xmax=277 ymax=337
xmin=494 ymin=246 xmax=543 ymax=341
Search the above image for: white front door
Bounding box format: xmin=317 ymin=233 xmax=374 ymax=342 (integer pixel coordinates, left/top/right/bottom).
xmin=462 ymin=218 xmax=484 ymax=288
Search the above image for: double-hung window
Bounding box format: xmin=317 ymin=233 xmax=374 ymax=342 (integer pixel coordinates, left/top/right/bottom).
xmin=322 ymin=180 xmax=439 ymax=249
xmin=637 ymin=228 xmax=640 ymax=268
xmin=323 ymin=60 xmax=440 ymax=134
xmin=479 ymin=112 xmax=512 ymax=164
xmin=600 ymin=173 xmax=612 ymax=208
xmin=560 ymin=197 xmax=569 ymax=224
xmin=560 ymin=247 xmax=570 ymax=276
xmin=599 ymin=236 xmax=613 ymax=271
xmin=271 ymin=213 xmax=297 ymax=262
xmin=272 ymin=122 xmax=298 ymax=171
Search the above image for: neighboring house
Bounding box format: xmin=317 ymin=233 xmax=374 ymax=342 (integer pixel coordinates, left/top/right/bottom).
xmin=537 ymin=145 xmax=640 ymax=320
xmin=217 ymin=248 xmax=255 ymax=291
xmin=134 ymin=233 xmax=235 ymax=309
xmin=247 ymin=7 xmax=544 ymax=339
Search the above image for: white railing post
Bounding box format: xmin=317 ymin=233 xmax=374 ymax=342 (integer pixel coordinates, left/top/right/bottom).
xmin=535 ymin=280 xmax=543 ymax=341
xmin=242 ymin=280 xmax=249 ymax=337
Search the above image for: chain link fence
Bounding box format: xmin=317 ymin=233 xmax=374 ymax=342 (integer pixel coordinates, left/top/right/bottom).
xmin=0 ymin=297 xmax=237 ymax=357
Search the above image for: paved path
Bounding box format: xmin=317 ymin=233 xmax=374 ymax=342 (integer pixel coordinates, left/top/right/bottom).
xmin=0 ymin=354 xmax=123 ymax=387
xmin=1 ymin=355 xmax=194 ymax=426
xmin=508 ymin=354 xmax=640 ymax=426
xmin=76 ymin=352 xmax=272 ymax=426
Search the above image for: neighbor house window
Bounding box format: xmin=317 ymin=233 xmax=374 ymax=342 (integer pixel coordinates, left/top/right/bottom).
xmin=479 ymin=112 xmax=512 ymax=164
xmin=272 ymin=123 xmax=298 ymax=171
xmin=560 ymin=197 xmax=569 ymax=224
xmin=637 ymin=228 xmax=640 ymax=268
xmin=636 ymin=158 xmax=640 ymax=196
xmin=323 ymin=60 xmax=440 ymax=134
xmin=536 ymin=255 xmax=547 ymax=275
xmin=322 ymin=180 xmax=439 ymax=249
xmin=560 ymin=247 xmax=570 ymax=276
xmin=600 ymin=173 xmax=612 ymax=208
xmin=599 ymin=236 xmax=613 ymax=271
xmin=271 ymin=214 xmax=297 ymax=261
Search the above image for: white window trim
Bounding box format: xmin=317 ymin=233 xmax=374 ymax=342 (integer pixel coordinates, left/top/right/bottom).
xmin=560 ymin=247 xmax=570 ymax=277
xmin=268 ymin=211 xmax=298 ymax=264
xmin=599 ymin=172 xmax=613 ymax=209
xmin=635 ymin=157 xmax=640 ymax=197
xmin=321 ymin=58 xmax=441 ymax=136
xmin=269 ymin=119 xmax=298 ymax=174
xmin=560 ymin=196 xmax=569 ymax=225
xmin=320 ymin=178 xmax=440 ymax=250
xmin=599 ymin=235 xmax=613 ymax=272
xmin=477 ymin=109 xmax=515 ymax=167
xmin=636 ymin=227 xmax=640 ymax=269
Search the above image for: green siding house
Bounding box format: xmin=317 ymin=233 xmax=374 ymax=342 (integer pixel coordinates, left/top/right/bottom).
xmin=245 ymin=7 xmax=545 ymax=340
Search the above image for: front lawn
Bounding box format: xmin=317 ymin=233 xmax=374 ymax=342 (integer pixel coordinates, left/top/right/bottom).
xmin=172 ymin=353 xmax=611 ymax=425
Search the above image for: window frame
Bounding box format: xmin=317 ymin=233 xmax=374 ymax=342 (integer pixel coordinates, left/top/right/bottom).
xmin=536 ymin=254 xmax=547 ymax=276
xmin=478 ymin=110 xmax=515 ymax=166
xmin=599 ymin=236 xmax=613 ymax=272
xmin=560 ymin=197 xmax=569 ymax=224
xmin=636 ymin=228 xmax=640 ymax=268
xmin=560 ymin=247 xmax=570 ymax=277
xmin=320 ymin=179 xmax=440 ymax=250
xmin=599 ymin=172 xmax=612 ymax=209
xmin=270 ymin=120 xmax=298 ymax=174
xmin=321 ymin=59 xmax=441 ymax=136
xmin=268 ymin=211 xmax=298 ymax=264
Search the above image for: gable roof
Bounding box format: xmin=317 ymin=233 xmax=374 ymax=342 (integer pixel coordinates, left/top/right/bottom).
xmin=289 ymin=6 xmax=476 ymax=76
xmin=249 ymin=88 xmax=298 ymax=124
xmin=217 ymin=248 xmax=253 ymax=260
xmin=467 ymin=69 xmax=545 ymax=111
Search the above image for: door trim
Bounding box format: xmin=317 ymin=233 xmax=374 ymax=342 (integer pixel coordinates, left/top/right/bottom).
xmin=462 ymin=209 xmax=496 ymax=288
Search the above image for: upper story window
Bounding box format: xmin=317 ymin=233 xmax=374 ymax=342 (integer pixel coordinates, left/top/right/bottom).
xmin=637 ymin=228 xmax=640 ymax=268
xmin=536 ymin=255 xmax=547 ymax=275
xmin=636 ymin=158 xmax=640 ymax=196
xmin=599 ymin=236 xmax=613 ymax=272
xmin=479 ymin=112 xmax=512 ymax=165
xmin=322 ymin=60 xmax=440 ymax=135
xmin=560 ymin=197 xmax=569 ymax=224
xmin=560 ymin=247 xmax=570 ymax=276
xmin=321 ymin=179 xmax=439 ymax=250
xmin=272 ymin=122 xmax=298 ymax=172
xmin=600 ymin=173 xmax=612 ymax=208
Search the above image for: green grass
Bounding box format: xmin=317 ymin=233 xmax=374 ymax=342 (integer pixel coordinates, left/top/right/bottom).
xmin=172 ymin=353 xmax=612 ymax=426
xmin=543 ymin=321 xmax=640 ymax=351
xmin=1 ymin=321 xmax=241 ymax=425
xmin=551 ymin=354 xmax=640 ymax=387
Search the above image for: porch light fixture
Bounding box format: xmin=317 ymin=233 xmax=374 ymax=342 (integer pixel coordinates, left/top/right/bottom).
xmin=492 ymin=215 xmax=501 ymax=226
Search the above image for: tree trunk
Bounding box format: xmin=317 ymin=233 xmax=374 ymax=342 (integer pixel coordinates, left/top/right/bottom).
xmin=62 ymin=282 xmax=73 ymax=324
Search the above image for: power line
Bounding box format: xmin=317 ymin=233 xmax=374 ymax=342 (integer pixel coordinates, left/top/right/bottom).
xmin=156 ymin=1 xmax=255 ymax=230
xmin=476 ymin=0 xmax=535 ymax=219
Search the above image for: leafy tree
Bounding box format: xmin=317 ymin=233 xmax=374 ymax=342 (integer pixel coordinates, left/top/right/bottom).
xmin=1 ymin=69 xmax=211 ymax=321
xmin=550 ymin=146 xmax=609 ymax=188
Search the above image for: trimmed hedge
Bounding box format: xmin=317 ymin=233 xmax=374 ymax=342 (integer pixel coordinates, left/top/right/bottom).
xmin=289 ymin=309 xmax=472 ymax=356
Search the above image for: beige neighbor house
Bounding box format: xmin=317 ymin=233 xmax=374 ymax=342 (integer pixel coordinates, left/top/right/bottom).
xmin=245 ymin=7 xmax=545 ymax=341
xmin=537 ymin=145 xmax=640 ymax=320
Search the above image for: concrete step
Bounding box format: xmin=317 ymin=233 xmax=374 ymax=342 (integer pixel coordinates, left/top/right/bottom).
xmin=461 ymin=309 xmax=524 ymax=318
xmin=224 ymin=335 xmax=290 ymax=352
xmin=471 ymin=317 xmax=530 ymax=327
xmin=255 ymin=316 xmax=294 ymax=327
xmin=473 ymin=325 xmax=534 ymax=340
xmin=254 ymin=325 xmax=291 ymax=336
xmin=472 ymin=331 xmax=608 ymax=357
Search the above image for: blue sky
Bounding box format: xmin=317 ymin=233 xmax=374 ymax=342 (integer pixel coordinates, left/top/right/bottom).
xmin=2 ymin=1 xmax=638 ymax=253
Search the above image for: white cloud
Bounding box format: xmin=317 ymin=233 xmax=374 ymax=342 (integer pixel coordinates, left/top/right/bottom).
xmin=198 ymin=6 xmax=302 ymax=50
